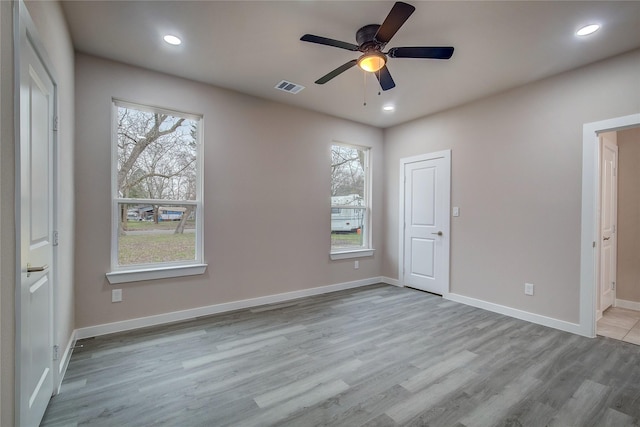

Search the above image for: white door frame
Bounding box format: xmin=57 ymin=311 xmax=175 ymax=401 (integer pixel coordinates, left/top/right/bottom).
xmin=14 ymin=1 xmax=59 ymax=423
xmin=580 ymin=113 xmax=640 ymax=338
xmin=398 ymin=149 xmax=451 ymax=297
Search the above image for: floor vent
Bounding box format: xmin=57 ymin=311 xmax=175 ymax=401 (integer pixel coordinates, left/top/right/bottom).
xmin=275 ymin=80 xmax=305 ymax=94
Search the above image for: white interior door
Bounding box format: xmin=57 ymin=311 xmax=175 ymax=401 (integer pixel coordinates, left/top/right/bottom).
xmin=17 ymin=13 xmax=56 ymax=427
xmin=599 ymin=135 xmax=618 ymax=313
xmin=402 ymin=151 xmax=450 ymax=295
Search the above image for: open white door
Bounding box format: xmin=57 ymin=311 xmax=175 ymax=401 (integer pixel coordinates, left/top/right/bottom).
xmin=16 ymin=4 xmax=56 ymax=426
xmin=400 ymin=150 xmax=450 ymax=295
xmin=599 ymin=133 xmax=618 ymax=313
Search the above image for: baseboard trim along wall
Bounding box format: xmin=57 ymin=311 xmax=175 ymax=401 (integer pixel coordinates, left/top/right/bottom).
xmin=616 ymin=299 xmax=640 ymax=312
xmin=76 ymin=277 xmax=383 ymax=339
xmin=381 ymin=276 xmax=403 ymax=287
xmin=446 ymin=293 xmax=586 ymax=337
xmin=75 ymin=277 xmax=593 ymax=341
xmin=56 ymin=331 xmax=77 ymax=394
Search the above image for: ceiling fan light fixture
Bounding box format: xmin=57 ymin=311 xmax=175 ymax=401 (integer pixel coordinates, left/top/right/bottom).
xmin=358 ymin=52 xmax=386 ymax=73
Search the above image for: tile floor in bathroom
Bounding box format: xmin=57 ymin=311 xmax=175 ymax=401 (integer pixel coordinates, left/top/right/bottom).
xmin=597 ymin=306 xmax=640 ymax=345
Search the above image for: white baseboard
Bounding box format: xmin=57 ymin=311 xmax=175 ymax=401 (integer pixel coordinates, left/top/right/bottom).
xmin=615 ymin=298 xmax=640 ymax=312
xmin=381 ymin=276 xmax=403 ymax=287
xmin=76 ymin=277 xmax=383 ymax=339
xmin=446 ymin=293 xmax=587 ymax=337
xmin=56 ymin=330 xmax=76 ymax=394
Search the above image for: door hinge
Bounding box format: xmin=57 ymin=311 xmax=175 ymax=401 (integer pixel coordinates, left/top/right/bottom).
xmin=53 ymin=345 xmax=59 ymax=361
xmin=593 ymin=241 xmax=596 ymax=248
xmin=613 ymin=224 xmax=616 ymax=234
xmin=612 ymin=281 xmax=616 ymax=290
xmin=53 ymin=230 xmax=59 ymax=246
xmin=53 ymin=116 xmax=59 ymax=131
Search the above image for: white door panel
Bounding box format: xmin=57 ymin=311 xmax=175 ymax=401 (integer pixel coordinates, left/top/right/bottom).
xmin=402 ymin=152 xmax=450 ymax=295
xmin=18 ymin=12 xmax=55 ymax=426
xmin=411 ymin=167 xmax=436 ymax=226
xmin=599 ymin=137 xmax=617 ymax=312
xmin=411 ymin=238 xmax=435 ymax=278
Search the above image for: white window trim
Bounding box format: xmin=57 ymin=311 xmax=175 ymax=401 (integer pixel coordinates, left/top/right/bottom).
xmin=329 ymin=249 xmax=375 ymax=260
xmin=106 ymin=263 xmax=207 ymax=284
xmin=330 ymin=141 xmax=373 ymax=259
xmin=108 ymin=100 xmax=206 ymax=283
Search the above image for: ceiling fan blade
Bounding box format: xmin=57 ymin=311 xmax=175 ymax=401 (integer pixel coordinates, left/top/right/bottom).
xmin=300 ymin=34 xmax=359 ymax=51
xmin=388 ymin=46 xmax=454 ymax=59
xmin=374 ymin=2 xmax=416 ymax=44
xmin=376 ymin=65 xmax=396 ymax=91
xmin=315 ymin=59 xmax=358 ymax=84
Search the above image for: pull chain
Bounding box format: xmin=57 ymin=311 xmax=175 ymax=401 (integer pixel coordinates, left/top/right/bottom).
xmin=363 ymin=71 xmax=367 ymax=106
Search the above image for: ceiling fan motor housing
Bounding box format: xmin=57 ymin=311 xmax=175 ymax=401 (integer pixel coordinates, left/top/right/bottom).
xmin=356 ymin=24 xmax=384 ymax=50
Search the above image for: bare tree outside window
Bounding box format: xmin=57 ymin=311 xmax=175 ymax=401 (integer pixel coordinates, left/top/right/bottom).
xmin=113 ymin=102 xmax=202 ymax=267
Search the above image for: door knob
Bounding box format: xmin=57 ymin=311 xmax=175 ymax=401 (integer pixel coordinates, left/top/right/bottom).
xmin=27 ymin=263 xmax=48 ymax=272
xmin=431 ymin=231 xmax=443 ymax=236
xmin=26 ymin=263 xmax=48 ymax=277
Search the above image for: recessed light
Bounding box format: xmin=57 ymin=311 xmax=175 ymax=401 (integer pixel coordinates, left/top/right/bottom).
xmin=163 ymin=34 xmax=182 ymax=46
xmin=576 ymin=24 xmax=600 ymax=36
xmin=383 ymin=105 xmax=395 ymax=112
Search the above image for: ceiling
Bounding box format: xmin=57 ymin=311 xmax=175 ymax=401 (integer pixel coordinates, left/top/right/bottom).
xmin=60 ymin=1 xmax=640 ymax=128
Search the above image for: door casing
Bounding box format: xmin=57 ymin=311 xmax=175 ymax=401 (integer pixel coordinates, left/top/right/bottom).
xmin=581 ymin=113 xmax=640 ymax=338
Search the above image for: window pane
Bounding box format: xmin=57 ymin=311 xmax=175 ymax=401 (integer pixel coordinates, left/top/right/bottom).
xmin=116 ymin=106 xmax=198 ymax=201
xmin=117 ymin=202 xmax=196 ymax=266
xmin=331 ymin=214 xmax=366 ymax=251
xmin=331 ymin=143 xmax=368 ymax=252
xmin=331 ymin=145 xmax=365 ymax=200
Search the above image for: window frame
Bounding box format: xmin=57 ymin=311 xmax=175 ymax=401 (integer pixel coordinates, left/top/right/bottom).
xmin=107 ymin=99 xmax=206 ymax=284
xmin=330 ymin=141 xmax=374 ymax=260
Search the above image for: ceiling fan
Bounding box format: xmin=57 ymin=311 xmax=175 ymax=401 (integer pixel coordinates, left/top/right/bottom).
xmin=300 ymin=1 xmax=454 ymax=91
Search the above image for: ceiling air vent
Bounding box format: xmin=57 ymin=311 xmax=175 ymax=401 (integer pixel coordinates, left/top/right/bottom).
xmin=275 ymin=80 xmax=305 ymax=94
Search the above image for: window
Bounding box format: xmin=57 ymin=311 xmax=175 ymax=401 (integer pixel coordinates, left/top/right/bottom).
xmin=330 ymin=143 xmax=373 ymax=259
xmin=107 ymin=100 xmax=205 ymax=284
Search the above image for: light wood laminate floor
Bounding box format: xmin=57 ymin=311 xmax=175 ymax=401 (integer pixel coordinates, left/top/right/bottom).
xmin=42 ymin=284 xmax=640 ymax=426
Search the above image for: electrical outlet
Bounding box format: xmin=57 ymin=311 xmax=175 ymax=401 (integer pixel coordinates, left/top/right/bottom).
xmin=354 ymin=260 xmax=359 ymax=270
xmin=524 ymin=283 xmax=534 ymax=296
xmin=112 ymin=289 xmax=123 ymax=303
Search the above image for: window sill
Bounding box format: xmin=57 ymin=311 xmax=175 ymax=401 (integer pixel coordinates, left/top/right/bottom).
xmin=330 ymin=249 xmax=375 ymax=260
xmin=106 ymin=263 xmax=208 ymax=284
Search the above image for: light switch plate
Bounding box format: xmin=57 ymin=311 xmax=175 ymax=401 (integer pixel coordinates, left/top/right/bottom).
xmin=453 ymin=207 xmax=460 ymax=217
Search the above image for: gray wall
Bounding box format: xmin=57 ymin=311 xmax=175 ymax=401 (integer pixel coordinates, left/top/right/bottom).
xmin=383 ymin=49 xmax=640 ymax=323
xmin=617 ymin=127 xmax=640 ymax=304
xmin=74 ymin=54 xmax=384 ymax=328
xmin=0 ymin=2 xmax=75 ymax=424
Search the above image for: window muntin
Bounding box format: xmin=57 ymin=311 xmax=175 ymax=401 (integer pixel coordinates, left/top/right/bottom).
xmin=331 ymin=143 xmax=370 ymax=253
xmin=112 ymin=101 xmax=203 ymax=270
